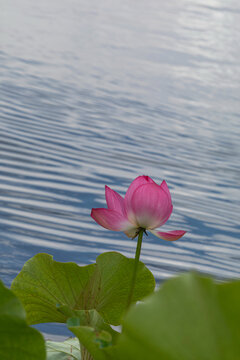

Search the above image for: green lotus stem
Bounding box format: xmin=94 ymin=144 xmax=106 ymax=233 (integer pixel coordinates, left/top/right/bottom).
xmin=127 ymin=228 xmax=144 ymax=308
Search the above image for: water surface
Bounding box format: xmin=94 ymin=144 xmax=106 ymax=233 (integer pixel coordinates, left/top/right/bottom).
xmin=1 ymin=0 xmax=240 ymax=338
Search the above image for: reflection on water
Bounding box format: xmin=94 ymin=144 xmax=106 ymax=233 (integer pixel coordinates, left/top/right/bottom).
xmin=1 ymin=0 xmax=240 ymax=338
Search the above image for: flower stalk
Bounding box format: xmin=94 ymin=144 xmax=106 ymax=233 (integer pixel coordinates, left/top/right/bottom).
xmin=127 ymin=228 xmax=144 ymax=308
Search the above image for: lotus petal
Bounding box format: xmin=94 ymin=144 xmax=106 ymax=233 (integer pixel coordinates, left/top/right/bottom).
xmin=160 ymin=180 xmax=172 ymax=204
xmin=105 ymin=185 xmax=125 ymax=215
xmin=124 ymin=176 xmax=155 ymax=209
xmin=91 ymin=208 xmax=134 ymax=232
xmin=150 ymin=230 xmax=187 ymax=241
xmin=128 ymin=183 xmax=173 ymax=229
xmin=124 ymin=228 xmax=138 ymax=238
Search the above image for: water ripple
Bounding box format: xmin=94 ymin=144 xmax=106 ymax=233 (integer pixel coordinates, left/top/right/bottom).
xmin=1 ymin=0 xmax=240 ymax=338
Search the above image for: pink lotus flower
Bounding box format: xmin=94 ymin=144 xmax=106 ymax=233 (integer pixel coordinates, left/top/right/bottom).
xmin=91 ymin=176 xmax=186 ymax=241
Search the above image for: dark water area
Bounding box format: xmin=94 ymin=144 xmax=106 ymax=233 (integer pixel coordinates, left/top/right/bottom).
xmin=1 ymin=0 xmax=240 ymax=338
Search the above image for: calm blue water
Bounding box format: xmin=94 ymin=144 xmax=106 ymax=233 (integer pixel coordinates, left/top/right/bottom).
xmin=1 ymin=0 xmax=240 ymax=338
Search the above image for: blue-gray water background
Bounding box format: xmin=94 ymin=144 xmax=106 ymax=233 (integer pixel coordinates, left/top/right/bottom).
xmin=1 ymin=0 xmax=240 ymax=338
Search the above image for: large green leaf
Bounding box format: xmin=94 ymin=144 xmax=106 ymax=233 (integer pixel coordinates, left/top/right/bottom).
xmin=114 ymin=272 xmax=240 ymax=360
xmin=46 ymin=338 xmax=81 ymax=360
xmin=0 ymin=280 xmax=46 ymax=360
xmin=11 ymin=252 xmax=155 ymax=325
